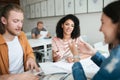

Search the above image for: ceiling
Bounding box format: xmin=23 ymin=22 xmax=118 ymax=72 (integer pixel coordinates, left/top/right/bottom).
xmin=0 ymin=0 xmax=20 ymax=7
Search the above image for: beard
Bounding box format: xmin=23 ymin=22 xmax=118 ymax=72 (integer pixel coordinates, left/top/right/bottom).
xmin=6 ymin=28 xmax=21 ymax=36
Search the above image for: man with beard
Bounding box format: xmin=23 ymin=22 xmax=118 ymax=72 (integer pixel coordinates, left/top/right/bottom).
xmin=0 ymin=3 xmax=39 ymax=80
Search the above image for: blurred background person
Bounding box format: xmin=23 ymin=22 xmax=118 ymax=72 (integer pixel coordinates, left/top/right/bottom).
xmin=31 ymin=21 xmax=51 ymax=39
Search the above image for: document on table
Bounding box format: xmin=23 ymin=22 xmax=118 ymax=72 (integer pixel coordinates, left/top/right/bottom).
xmin=40 ymin=31 xmax=48 ymax=39
xmin=80 ymin=57 xmax=100 ymax=78
xmin=39 ymin=57 xmax=99 ymax=79
xmin=39 ymin=62 xmax=70 ymax=75
xmin=53 ymin=60 xmax=73 ymax=72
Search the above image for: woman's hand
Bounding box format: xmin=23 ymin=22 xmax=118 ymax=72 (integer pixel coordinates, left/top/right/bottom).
xmin=26 ymin=58 xmax=39 ymax=72
xmin=66 ymin=57 xmax=73 ymax=63
xmin=78 ymin=41 xmax=97 ymax=56
xmin=69 ymin=41 xmax=79 ymax=56
xmin=52 ymin=51 xmax=61 ymax=62
xmin=68 ymin=41 xmax=81 ymax=62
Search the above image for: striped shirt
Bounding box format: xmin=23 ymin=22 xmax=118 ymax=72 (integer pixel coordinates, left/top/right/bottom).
xmin=52 ymin=37 xmax=83 ymax=60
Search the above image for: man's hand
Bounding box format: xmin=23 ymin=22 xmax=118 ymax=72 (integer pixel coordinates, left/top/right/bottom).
xmin=26 ymin=58 xmax=39 ymax=72
xmin=8 ymin=72 xmax=39 ymax=80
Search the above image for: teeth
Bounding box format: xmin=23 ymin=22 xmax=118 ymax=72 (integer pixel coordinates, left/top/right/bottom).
xmin=67 ymin=29 xmax=70 ymax=31
xmin=67 ymin=30 xmax=71 ymax=32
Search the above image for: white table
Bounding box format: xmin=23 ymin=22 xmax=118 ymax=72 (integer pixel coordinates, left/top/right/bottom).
xmin=28 ymin=38 xmax=52 ymax=52
xmin=28 ymin=38 xmax=52 ymax=62
xmin=39 ymin=57 xmax=99 ymax=80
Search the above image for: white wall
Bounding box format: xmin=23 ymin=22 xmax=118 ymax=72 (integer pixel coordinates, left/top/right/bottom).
xmin=23 ymin=13 xmax=104 ymax=45
xmin=76 ymin=13 xmax=104 ymax=44
xmin=20 ymin=0 xmax=104 ymax=45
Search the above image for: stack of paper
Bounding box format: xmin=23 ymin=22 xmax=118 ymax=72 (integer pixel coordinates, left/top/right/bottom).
xmin=39 ymin=57 xmax=99 ymax=79
xmin=39 ymin=62 xmax=69 ymax=75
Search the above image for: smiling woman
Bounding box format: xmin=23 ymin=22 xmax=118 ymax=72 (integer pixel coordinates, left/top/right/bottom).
xmin=52 ymin=14 xmax=90 ymax=62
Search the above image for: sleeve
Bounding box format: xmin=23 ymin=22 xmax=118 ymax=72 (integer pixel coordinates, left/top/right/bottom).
xmin=91 ymin=52 xmax=106 ymax=67
xmin=52 ymin=37 xmax=59 ymax=52
xmin=72 ymin=62 xmax=87 ymax=80
xmin=31 ymin=28 xmax=35 ymax=34
xmin=43 ymin=27 xmax=47 ymax=31
xmin=20 ymin=32 xmax=35 ymax=60
xmin=92 ymin=56 xmax=120 ymax=80
xmin=52 ymin=37 xmax=63 ymax=58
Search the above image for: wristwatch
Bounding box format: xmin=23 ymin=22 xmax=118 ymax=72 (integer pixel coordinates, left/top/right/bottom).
xmin=73 ymin=55 xmax=80 ymax=61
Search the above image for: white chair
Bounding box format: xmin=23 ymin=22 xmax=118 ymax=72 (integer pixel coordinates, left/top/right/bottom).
xmin=93 ymin=42 xmax=104 ymax=48
xmin=81 ymin=35 xmax=88 ymax=42
xmin=35 ymin=45 xmax=52 ymax=62
xmin=25 ymin=32 xmax=31 ymax=39
xmin=42 ymin=47 xmax=52 ymax=62
xmin=94 ymin=42 xmax=109 ymax=57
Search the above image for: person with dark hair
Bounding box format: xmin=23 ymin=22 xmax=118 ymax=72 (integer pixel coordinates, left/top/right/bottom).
xmin=31 ymin=21 xmax=51 ymax=39
xmin=0 ymin=4 xmax=39 ymax=80
xmin=52 ymin=14 xmax=90 ymax=62
xmin=72 ymin=0 xmax=120 ymax=80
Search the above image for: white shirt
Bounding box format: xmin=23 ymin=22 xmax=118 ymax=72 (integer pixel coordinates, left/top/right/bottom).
xmin=7 ymin=36 xmax=24 ymax=74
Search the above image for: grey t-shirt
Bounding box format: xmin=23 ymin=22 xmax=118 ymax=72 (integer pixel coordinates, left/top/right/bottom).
xmin=31 ymin=27 xmax=46 ymax=36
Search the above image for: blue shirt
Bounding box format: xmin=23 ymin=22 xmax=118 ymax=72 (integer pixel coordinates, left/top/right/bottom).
xmin=91 ymin=45 xmax=120 ymax=80
xmin=31 ymin=27 xmax=46 ymax=37
xmin=72 ymin=44 xmax=120 ymax=80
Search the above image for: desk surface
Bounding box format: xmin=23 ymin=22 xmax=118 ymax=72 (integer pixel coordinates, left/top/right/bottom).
xmin=39 ymin=57 xmax=99 ymax=80
xmin=28 ymin=38 xmax=52 ymax=48
xmin=42 ymin=73 xmax=73 ymax=80
xmin=42 ymin=74 xmax=91 ymax=80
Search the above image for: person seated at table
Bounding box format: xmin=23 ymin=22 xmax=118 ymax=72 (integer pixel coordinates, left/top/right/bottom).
xmin=31 ymin=21 xmax=51 ymax=39
xmin=0 ymin=3 xmax=39 ymax=80
xmin=72 ymin=1 xmax=120 ymax=80
xmin=52 ymin=14 xmax=90 ymax=63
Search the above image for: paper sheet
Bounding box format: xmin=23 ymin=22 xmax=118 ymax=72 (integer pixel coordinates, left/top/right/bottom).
xmin=39 ymin=57 xmax=99 ymax=78
xmin=40 ymin=31 xmax=48 ymax=39
xmin=39 ymin=62 xmax=69 ymax=75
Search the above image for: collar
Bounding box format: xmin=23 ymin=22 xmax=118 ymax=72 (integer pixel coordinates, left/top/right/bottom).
xmin=0 ymin=32 xmax=23 ymax=45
